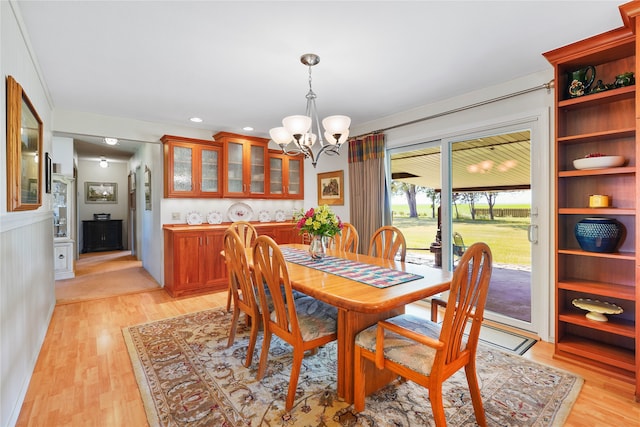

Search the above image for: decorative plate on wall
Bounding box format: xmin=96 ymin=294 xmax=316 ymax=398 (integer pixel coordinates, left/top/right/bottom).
xmin=207 ymin=211 xmax=223 ymax=224
xmin=187 ymin=211 xmax=203 ymax=225
xmin=227 ymin=202 xmax=254 ymax=222
xmin=258 ymin=210 xmax=271 ymax=222
xmin=275 ymin=210 xmax=287 ymax=222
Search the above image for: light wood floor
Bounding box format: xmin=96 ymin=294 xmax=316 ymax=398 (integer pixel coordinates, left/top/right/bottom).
xmin=15 ymin=261 xmax=640 ymax=426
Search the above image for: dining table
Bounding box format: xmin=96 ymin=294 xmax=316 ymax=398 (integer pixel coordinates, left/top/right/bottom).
xmin=246 ymin=243 xmax=452 ymax=403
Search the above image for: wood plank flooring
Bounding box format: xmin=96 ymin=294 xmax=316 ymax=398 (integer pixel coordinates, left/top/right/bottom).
xmin=15 ymin=269 xmax=640 ymax=426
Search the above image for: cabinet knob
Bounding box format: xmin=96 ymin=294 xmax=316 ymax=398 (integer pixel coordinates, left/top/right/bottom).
xmin=58 ymin=254 xmax=65 ymax=259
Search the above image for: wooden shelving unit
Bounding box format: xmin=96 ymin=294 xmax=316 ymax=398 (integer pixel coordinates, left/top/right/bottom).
xmin=543 ymin=1 xmax=640 ymax=400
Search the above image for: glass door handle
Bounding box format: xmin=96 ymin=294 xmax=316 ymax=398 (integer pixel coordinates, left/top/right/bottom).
xmin=527 ymin=224 xmax=538 ymax=244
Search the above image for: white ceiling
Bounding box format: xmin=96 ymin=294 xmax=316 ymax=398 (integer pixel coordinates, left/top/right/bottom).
xmin=15 ymin=1 xmax=626 ymax=160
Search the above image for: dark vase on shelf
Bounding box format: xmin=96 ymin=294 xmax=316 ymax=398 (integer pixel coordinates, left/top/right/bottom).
xmin=574 ymin=217 xmax=623 ymax=253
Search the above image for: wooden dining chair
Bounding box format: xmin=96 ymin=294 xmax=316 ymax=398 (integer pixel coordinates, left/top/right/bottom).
xmin=353 ymin=242 xmax=493 ymax=426
xmin=252 ymin=235 xmax=338 ymax=411
xmin=368 ymin=225 xmax=406 ymax=262
xmin=225 ymin=221 xmax=258 ymax=311
xmin=334 ymin=222 xmax=359 ymax=253
xmin=223 ymin=228 xmax=262 ymax=368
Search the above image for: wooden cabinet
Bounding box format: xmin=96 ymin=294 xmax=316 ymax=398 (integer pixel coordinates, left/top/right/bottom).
xmin=163 ymin=222 xmax=302 ymax=297
xmin=161 ymin=135 xmax=222 ymax=198
xmin=215 ymin=132 xmax=269 ymax=198
xmin=544 ymin=3 xmax=640 ymax=399
xmin=82 ymin=220 xmax=123 ymax=253
xmin=268 ymin=151 xmax=304 ymax=199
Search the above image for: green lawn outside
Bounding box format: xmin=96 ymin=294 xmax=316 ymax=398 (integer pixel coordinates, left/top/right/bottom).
xmin=392 ymin=204 xmax=531 ymax=266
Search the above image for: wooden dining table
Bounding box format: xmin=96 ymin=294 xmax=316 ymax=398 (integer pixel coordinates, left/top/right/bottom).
xmin=246 ymin=243 xmax=452 ymax=403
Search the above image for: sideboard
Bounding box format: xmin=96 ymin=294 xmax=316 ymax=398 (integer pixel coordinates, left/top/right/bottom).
xmin=163 ymin=222 xmax=302 ymax=297
xmin=82 ymin=219 xmax=123 ymax=253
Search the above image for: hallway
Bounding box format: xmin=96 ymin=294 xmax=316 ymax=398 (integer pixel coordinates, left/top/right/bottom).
xmin=55 ymin=251 xmax=160 ymax=304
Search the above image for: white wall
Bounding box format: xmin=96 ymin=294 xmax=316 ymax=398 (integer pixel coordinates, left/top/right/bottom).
xmin=0 ymin=2 xmax=56 ymax=426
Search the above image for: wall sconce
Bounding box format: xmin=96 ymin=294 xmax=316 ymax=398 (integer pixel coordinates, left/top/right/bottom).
xmin=99 ymin=156 xmax=109 ymax=168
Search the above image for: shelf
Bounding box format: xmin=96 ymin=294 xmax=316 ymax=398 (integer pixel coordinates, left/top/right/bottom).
xmin=557 ymin=248 xmax=635 ymax=260
xmin=557 ymin=128 xmax=636 ymax=144
xmin=556 ymin=335 xmax=636 ymax=373
xmin=558 ymin=85 xmax=635 ymax=110
xmin=559 ymin=312 xmax=635 ymax=338
xmin=558 ymin=166 xmax=635 ymax=177
xmin=558 ymin=279 xmax=636 ymax=300
xmin=558 ymin=208 xmax=636 ymax=215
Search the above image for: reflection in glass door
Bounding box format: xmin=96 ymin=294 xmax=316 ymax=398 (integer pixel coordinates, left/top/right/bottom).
xmin=449 ymin=130 xmax=533 ymax=329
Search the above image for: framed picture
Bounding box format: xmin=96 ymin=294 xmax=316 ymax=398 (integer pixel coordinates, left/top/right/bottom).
xmin=45 ymin=152 xmax=52 ymax=194
xmin=144 ymin=165 xmax=151 ymax=210
xmin=317 ymin=170 xmax=344 ymax=205
xmin=129 ymin=171 xmax=136 ymax=193
xmin=85 ymin=181 xmax=117 ymax=203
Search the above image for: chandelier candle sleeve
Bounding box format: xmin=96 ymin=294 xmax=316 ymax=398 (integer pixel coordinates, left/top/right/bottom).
xmin=269 ymin=53 xmax=351 ymax=168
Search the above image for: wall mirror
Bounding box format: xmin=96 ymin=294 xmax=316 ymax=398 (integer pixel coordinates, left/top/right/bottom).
xmin=6 ymin=75 xmax=43 ymax=211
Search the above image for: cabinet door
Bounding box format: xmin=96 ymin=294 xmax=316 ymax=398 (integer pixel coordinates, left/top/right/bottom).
xmin=225 ymin=141 xmax=245 ymax=196
xmin=202 ymin=230 xmax=226 ymax=286
xmin=269 ymin=156 xmax=284 ymax=196
xmin=200 ymin=146 xmax=221 ymax=196
xmin=167 ymin=143 xmax=197 ymax=197
xmin=173 ymin=233 xmax=206 ymax=290
xmin=287 ymin=158 xmax=303 ymax=198
xmin=249 ymin=144 xmax=266 ymax=196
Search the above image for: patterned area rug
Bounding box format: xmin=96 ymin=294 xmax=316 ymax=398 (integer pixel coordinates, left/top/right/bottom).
xmin=123 ymin=308 xmax=582 ymax=426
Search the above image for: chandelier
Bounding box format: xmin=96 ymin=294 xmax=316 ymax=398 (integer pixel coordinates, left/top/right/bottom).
xmin=269 ymin=53 xmax=351 ymax=168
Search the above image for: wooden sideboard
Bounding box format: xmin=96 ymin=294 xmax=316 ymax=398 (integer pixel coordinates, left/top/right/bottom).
xmin=163 ymin=222 xmax=303 ymax=297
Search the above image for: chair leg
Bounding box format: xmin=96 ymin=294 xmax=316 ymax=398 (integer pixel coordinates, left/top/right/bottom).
xmin=245 ymin=315 xmax=260 ymax=368
xmin=226 ymin=306 xmax=240 ymax=348
xmin=257 ymin=329 xmax=272 ymax=380
xmin=353 ymin=346 xmax=366 ymax=412
xmin=226 ymin=286 xmax=233 ymax=312
xmin=465 ymin=362 xmax=487 ymax=427
xmin=428 ymin=384 xmax=447 ymax=427
xmin=286 ymin=346 xmax=305 ymax=411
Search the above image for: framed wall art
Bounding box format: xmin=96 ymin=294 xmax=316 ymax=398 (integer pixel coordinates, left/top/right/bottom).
xmin=317 ymin=170 xmax=344 ymax=205
xmin=144 ymin=165 xmax=151 ymax=210
xmin=85 ymin=181 xmax=117 ymax=204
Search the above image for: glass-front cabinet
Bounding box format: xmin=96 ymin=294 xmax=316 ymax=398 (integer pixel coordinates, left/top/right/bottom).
xmin=52 ymin=173 xmax=75 ymax=279
xmin=216 ymin=132 xmax=268 ymax=198
xmin=268 ymin=152 xmax=304 ymax=199
xmin=161 ymin=135 xmax=222 ymax=198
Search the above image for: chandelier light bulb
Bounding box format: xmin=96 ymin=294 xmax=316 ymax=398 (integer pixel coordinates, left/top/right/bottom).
xmin=269 ymin=127 xmax=292 ymax=146
xmin=282 ymin=115 xmax=312 ymax=136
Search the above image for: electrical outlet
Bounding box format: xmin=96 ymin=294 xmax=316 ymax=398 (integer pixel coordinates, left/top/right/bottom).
xmin=171 ymin=212 xmax=181 ymax=220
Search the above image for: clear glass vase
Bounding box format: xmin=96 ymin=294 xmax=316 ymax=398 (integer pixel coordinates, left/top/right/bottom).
xmin=309 ymin=235 xmax=328 ymax=260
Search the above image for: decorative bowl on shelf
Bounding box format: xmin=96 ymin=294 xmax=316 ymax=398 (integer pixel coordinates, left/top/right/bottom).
xmin=574 ymin=217 xmax=622 ymax=253
xmin=572 ymin=298 xmax=623 ymax=322
xmin=573 ymin=155 xmax=625 ymax=170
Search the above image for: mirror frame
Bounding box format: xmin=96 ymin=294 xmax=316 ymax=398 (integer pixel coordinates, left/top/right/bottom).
xmin=6 ymin=75 xmax=43 ymax=211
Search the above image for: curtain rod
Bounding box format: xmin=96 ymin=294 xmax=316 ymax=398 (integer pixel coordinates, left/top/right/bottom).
xmin=355 ymin=79 xmax=554 ymax=138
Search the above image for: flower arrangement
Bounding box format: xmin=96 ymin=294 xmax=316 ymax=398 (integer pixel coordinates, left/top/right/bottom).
xmin=293 ymin=205 xmax=343 ymax=237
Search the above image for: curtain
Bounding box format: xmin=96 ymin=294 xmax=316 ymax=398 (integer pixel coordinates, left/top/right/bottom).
xmin=347 ymin=133 xmax=391 ymax=254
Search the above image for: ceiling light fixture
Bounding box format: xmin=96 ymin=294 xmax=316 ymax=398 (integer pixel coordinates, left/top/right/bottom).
xmin=99 ymin=156 xmax=108 ymax=168
xmin=104 ymin=137 xmax=118 ymax=145
xmin=190 ymin=117 xmax=203 ymax=123
xmin=269 ymin=53 xmax=350 ymax=168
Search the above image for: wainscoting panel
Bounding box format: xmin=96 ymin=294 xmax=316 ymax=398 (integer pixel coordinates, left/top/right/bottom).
xmin=0 ymin=214 xmax=55 ymax=427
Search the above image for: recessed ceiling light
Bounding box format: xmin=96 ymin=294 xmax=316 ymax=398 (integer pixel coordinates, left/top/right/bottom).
xmin=104 ymin=137 xmax=118 ymax=145
xmin=190 ymin=117 xmax=203 ymax=123
xmin=242 ymin=126 xmax=254 ymax=131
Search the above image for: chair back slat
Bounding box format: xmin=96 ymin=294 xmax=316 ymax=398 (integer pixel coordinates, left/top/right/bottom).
xmin=334 ymin=222 xmax=360 ymax=253
xmin=230 ymin=221 xmax=258 ymax=248
xmin=252 ymin=235 xmax=301 ymax=340
xmin=440 ymin=242 xmax=492 ymax=365
xmin=368 ymin=226 xmax=406 ymax=261
xmin=224 ymin=229 xmax=259 ymax=314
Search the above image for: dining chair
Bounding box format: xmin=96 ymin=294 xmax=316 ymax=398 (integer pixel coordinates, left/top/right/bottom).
xmin=252 ymin=235 xmax=338 ymax=411
xmin=368 ymin=225 xmax=406 ymax=262
xmin=353 ymin=242 xmax=493 ymax=426
xmin=223 ymin=228 xmax=262 ymax=368
xmin=333 ymin=222 xmax=360 ymax=253
xmin=225 ymin=221 xmax=258 ymax=311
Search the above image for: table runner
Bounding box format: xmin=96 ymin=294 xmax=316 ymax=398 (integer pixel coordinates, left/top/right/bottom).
xmin=280 ymin=247 xmax=423 ymax=288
